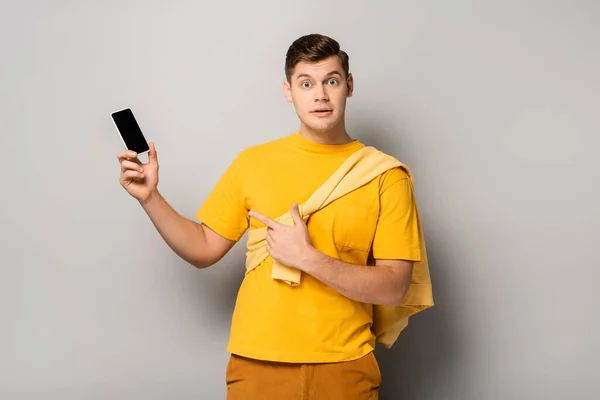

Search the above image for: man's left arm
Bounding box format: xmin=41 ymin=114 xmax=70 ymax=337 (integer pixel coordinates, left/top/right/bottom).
xmin=298 ymin=249 xmax=413 ymax=306
xmin=249 ymin=169 xmax=421 ymax=306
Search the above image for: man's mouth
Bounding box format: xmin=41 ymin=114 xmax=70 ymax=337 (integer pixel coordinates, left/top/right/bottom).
xmin=312 ymin=109 xmax=333 ymax=113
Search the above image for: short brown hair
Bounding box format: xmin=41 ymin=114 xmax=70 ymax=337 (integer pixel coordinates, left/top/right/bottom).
xmin=285 ymin=34 xmax=350 ymax=81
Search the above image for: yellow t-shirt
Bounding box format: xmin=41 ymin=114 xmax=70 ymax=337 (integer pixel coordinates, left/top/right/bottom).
xmin=195 ymin=132 xmax=422 ymax=363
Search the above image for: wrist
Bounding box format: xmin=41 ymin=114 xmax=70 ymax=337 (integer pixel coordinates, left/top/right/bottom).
xmin=139 ymin=189 xmax=160 ymax=207
xmin=299 ymin=246 xmax=321 ymax=273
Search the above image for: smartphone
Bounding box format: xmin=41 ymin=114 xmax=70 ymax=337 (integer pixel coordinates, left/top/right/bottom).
xmin=111 ymin=108 xmax=150 ymax=155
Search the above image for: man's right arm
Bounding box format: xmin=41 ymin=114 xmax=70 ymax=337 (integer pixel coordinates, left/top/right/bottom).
xmin=117 ymin=143 xmax=237 ymax=269
xmin=140 ymin=191 xmax=236 ymax=269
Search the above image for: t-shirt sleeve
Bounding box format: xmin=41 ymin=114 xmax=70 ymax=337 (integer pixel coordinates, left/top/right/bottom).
xmin=371 ymin=168 xmax=422 ymax=261
xmin=195 ymin=151 xmax=249 ymax=242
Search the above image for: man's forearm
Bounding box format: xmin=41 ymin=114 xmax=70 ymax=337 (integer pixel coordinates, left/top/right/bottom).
xmin=139 ymin=191 xmax=212 ymax=268
xmin=299 ymin=248 xmax=412 ymax=306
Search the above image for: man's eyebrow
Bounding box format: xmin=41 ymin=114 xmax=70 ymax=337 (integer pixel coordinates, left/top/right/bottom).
xmin=295 ymin=70 xmax=343 ymax=80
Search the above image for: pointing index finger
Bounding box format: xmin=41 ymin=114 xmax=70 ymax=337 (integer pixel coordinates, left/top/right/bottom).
xmin=249 ymin=210 xmax=277 ymax=229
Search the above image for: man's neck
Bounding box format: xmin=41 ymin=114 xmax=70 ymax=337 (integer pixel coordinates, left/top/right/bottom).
xmin=298 ymin=123 xmax=353 ymax=145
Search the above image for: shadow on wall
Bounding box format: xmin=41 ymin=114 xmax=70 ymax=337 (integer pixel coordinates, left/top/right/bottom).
xmin=375 ymin=238 xmax=460 ymax=400
xmin=353 ymin=122 xmax=464 ymax=400
xmin=179 ymin=239 xmax=248 ymax=333
xmin=208 ymin=244 xmax=248 ymax=324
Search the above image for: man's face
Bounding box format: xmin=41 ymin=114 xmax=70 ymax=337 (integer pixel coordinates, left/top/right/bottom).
xmin=283 ymin=55 xmax=354 ymax=133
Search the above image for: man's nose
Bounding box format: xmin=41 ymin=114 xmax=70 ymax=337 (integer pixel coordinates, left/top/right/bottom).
xmin=314 ymin=84 xmax=329 ymax=101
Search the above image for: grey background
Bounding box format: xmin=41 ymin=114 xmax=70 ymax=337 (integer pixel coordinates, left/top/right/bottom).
xmin=1 ymin=0 xmax=599 ymax=399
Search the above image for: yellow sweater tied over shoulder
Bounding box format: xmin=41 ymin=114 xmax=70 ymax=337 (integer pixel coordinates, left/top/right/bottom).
xmin=245 ymin=146 xmax=434 ymax=348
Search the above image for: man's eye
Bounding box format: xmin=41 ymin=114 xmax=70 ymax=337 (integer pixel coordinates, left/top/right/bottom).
xmin=302 ymin=82 xmax=311 ymax=88
xmin=328 ymin=79 xmax=337 ymax=85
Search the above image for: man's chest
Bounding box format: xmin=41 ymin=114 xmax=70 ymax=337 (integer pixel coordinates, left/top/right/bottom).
xmin=243 ymin=165 xmax=383 ymax=257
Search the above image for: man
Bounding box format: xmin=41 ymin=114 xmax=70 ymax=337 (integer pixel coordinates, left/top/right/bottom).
xmin=117 ymin=33 xmax=424 ymax=399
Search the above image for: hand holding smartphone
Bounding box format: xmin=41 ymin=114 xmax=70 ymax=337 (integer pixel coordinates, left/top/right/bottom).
xmin=111 ymin=108 xmax=159 ymax=204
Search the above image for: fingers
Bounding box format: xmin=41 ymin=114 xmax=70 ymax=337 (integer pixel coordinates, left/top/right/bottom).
xmin=121 ymin=160 xmax=143 ymax=173
xmin=249 ymin=210 xmax=277 ymax=229
xmin=290 ymin=203 xmax=303 ymax=225
xmin=122 ymin=169 xmax=145 ymax=180
xmin=148 ymin=142 xmax=158 ymax=161
xmin=117 ymin=150 xmax=139 ymax=162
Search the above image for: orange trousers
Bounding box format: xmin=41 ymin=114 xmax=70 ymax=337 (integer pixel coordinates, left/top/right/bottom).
xmin=225 ymin=351 xmax=381 ymax=400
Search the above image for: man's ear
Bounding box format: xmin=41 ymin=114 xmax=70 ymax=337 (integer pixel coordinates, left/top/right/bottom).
xmin=346 ymin=73 xmax=354 ymax=98
xmin=283 ymin=79 xmax=293 ymax=102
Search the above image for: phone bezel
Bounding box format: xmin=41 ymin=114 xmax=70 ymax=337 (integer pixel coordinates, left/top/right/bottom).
xmin=110 ymin=107 xmax=150 ymax=156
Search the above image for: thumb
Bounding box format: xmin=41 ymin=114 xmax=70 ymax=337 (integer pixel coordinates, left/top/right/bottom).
xmin=148 ymin=142 xmax=158 ymax=163
xmin=291 ymin=203 xmax=303 ymax=225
